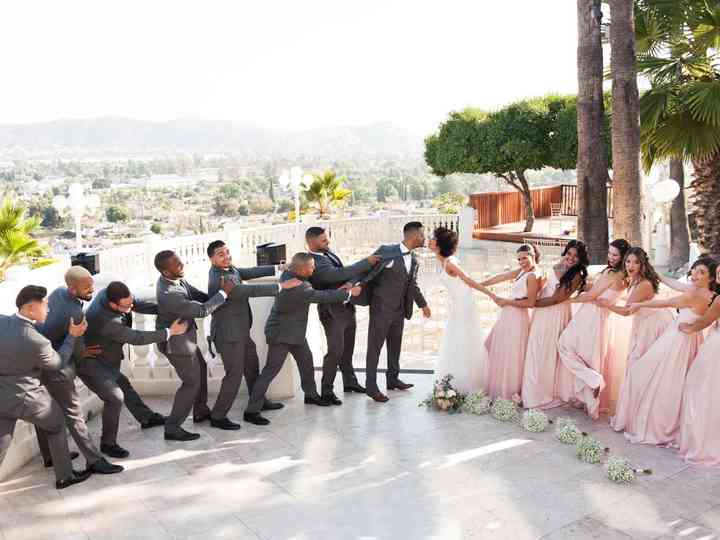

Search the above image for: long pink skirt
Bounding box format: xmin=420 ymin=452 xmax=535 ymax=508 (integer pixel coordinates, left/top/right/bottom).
xmin=484 ymin=305 xmax=530 ymax=399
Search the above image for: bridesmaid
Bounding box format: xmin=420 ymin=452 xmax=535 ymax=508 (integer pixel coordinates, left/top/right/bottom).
xmin=616 ymin=257 xmax=718 ymax=446
xmin=461 ymin=244 xmax=539 ymax=399
xmin=609 ymin=248 xmax=675 ymax=430
xmin=557 ymin=239 xmax=630 ymax=419
xmin=522 ymin=240 xmax=589 ymax=409
xmin=677 ymin=265 xmax=720 ymax=465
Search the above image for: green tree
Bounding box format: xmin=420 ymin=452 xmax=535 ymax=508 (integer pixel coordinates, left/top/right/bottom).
xmin=432 ymin=192 xmax=467 ymax=214
xmin=303 ymin=170 xmax=352 ymax=218
xmin=0 ymin=197 xmax=45 ymax=281
xmin=105 ymin=205 xmax=129 ymax=223
xmin=150 ymin=223 xmax=162 ymax=235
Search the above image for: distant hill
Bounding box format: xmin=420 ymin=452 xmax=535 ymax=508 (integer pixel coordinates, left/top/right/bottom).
xmin=0 ymin=118 xmax=423 ymax=159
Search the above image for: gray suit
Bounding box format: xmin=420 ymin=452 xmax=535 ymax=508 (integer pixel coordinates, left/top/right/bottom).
xmin=361 ymin=244 xmax=427 ymax=394
xmin=155 ymin=276 xmax=225 ymax=433
xmin=308 ymin=251 xmax=372 ymax=394
xmin=245 ymin=271 xmax=349 ymax=413
xmin=208 ymin=265 xmax=279 ymax=419
xmin=76 ymin=289 xmax=167 ymax=445
xmin=35 ymin=287 xmax=102 ymax=466
xmin=0 ymin=314 xmax=75 ymax=481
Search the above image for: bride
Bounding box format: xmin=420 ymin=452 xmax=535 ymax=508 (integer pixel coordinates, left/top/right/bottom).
xmin=430 ymin=226 xmax=489 ymax=394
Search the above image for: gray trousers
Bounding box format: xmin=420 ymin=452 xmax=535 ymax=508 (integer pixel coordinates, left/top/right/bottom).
xmin=78 ymin=372 xmax=156 ymax=446
xmin=365 ymin=310 xmax=405 ymax=395
xmin=1 ymin=391 xmax=74 ymax=481
xmin=212 ymin=338 xmax=263 ymax=420
xmin=246 ymin=340 xmax=318 ymax=414
xmin=163 ymin=350 xmax=209 ymax=433
xmin=36 ymin=368 xmax=102 ymax=466
xmin=319 ymin=308 xmax=359 ymax=394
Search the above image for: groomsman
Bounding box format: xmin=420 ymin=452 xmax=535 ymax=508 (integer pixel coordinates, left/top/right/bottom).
xmin=0 ymin=286 xmax=91 ymax=489
xmin=206 ymin=240 xmax=301 ymax=429
xmin=154 ymin=250 xmax=235 ymax=441
xmin=244 ymin=253 xmax=360 ymax=425
xmin=77 ymin=281 xmax=189 ymax=456
xmin=305 ymin=227 xmax=379 ymax=403
xmin=35 ymin=267 xmax=123 ymax=474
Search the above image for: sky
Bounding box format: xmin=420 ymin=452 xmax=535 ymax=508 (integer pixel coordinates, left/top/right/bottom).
xmin=0 ymin=0 xmax=579 ymax=134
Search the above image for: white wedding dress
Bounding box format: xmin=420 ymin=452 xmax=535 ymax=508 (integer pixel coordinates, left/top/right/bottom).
xmin=434 ymin=256 xmax=489 ymax=394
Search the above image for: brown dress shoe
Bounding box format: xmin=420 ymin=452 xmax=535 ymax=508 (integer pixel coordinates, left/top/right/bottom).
xmin=367 ymin=392 xmax=389 ymax=403
xmin=387 ymin=381 xmax=414 ymax=391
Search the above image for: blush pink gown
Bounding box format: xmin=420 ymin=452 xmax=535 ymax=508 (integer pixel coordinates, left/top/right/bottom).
xmin=678 ymin=323 xmax=720 ymax=465
xmin=484 ymin=271 xmax=534 ymax=399
xmin=557 ymin=287 xmax=623 ymax=419
xmin=611 ymin=308 xmax=703 ymax=446
xmin=521 ymin=271 xmax=574 ymax=409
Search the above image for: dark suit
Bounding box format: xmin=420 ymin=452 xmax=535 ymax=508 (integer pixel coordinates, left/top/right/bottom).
xmin=308 ymin=251 xmax=372 ymax=394
xmin=361 ymin=244 xmax=427 ymax=394
xmin=0 ymin=315 xmax=76 ymax=481
xmin=155 ymin=276 xmax=225 ymax=433
xmin=76 ymin=289 xmax=168 ymax=445
xmin=207 ymin=264 xmax=279 ymax=419
xmin=35 ymin=287 xmax=103 ymax=466
xmin=245 ymin=271 xmax=349 ymax=413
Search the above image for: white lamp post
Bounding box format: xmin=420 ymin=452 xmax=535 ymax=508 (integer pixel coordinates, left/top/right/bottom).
xmin=52 ymin=183 xmax=101 ymax=251
xmin=279 ymin=166 xmax=313 ymax=250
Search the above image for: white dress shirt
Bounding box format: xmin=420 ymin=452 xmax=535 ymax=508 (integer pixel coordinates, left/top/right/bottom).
xmin=384 ymin=242 xmax=412 ymax=273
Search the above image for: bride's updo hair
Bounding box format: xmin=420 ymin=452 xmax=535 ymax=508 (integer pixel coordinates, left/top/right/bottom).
xmin=517 ymin=243 xmax=541 ymax=263
xmin=434 ymin=226 xmax=458 ymax=258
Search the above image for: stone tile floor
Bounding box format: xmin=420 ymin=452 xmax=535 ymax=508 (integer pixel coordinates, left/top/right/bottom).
xmin=2 ymin=374 xmax=720 ymax=540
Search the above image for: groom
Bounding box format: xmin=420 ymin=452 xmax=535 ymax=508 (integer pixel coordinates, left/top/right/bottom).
xmin=360 ymin=221 xmax=431 ymax=403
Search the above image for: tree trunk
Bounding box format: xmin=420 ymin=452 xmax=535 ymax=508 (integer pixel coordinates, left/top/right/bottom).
xmin=516 ymin=170 xmax=535 ymax=233
xmin=609 ymin=0 xmax=643 ymax=247
xmin=577 ymin=0 xmax=610 ymax=264
xmin=691 ymin=152 xmax=720 ymax=259
xmin=668 ymin=158 xmax=690 ymax=270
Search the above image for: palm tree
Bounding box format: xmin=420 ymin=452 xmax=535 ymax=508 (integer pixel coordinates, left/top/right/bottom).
xmin=635 ymin=0 xmax=720 ymax=256
xmin=0 ymin=197 xmax=46 ymax=281
xmin=303 ymin=170 xmax=352 ymax=219
xmin=577 ymin=0 xmax=611 ymax=263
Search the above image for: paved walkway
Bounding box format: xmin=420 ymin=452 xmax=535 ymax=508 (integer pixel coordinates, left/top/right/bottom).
xmin=2 ymin=374 xmax=720 ymax=540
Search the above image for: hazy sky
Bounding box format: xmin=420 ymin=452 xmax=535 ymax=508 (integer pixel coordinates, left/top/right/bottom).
xmin=1 ymin=1 xmax=578 ymax=133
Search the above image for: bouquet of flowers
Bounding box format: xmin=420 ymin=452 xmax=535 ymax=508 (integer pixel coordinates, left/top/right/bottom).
xmin=521 ymin=409 xmax=550 ymax=432
xmin=575 ymin=434 xmax=609 ymax=464
xmin=462 ymin=390 xmax=492 ymax=415
xmin=490 ymin=398 xmax=520 ymax=423
xmin=555 ymin=418 xmax=582 ymax=445
xmin=419 ymin=374 xmax=465 ymax=413
xmin=605 ymin=456 xmax=652 ymax=484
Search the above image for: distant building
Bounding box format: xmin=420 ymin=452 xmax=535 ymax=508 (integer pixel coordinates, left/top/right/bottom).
xmin=125 ymin=174 xmax=197 ymax=189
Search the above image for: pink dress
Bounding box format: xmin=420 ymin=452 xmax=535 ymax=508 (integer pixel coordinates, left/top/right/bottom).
xmin=612 ymin=308 xmax=703 ymax=446
xmin=484 ymin=271 xmax=534 ymax=399
xmin=678 ymin=323 xmax=720 ymax=465
xmin=557 ymin=287 xmax=623 ymax=419
xmin=521 ymin=271 xmax=574 ymax=409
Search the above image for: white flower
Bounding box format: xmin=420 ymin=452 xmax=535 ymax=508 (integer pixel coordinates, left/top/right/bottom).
xmin=491 ymin=398 xmax=520 ymax=422
xmin=446 ymin=389 xmax=456 ymax=398
xmin=522 ymin=409 xmax=549 ymax=432
xmin=462 ymin=391 xmax=491 ymax=415
xmin=555 ymin=418 xmax=581 ymax=445
xmin=575 ymin=435 xmax=605 ymax=464
xmin=436 ymin=390 xmax=446 ymax=398
xmin=605 ymin=456 xmax=635 ymax=484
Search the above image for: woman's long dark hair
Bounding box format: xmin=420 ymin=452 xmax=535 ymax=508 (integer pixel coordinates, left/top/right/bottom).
xmin=558 ymin=240 xmax=589 ymax=292
xmin=433 ymin=226 xmax=458 ymax=258
xmin=623 ymin=247 xmax=660 ymax=293
xmin=691 ymin=256 xmax=720 ymax=293
xmin=606 ymin=238 xmax=631 ymax=273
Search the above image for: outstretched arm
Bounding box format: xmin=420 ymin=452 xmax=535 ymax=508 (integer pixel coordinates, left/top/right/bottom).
xmin=629 ymin=290 xmax=696 ymax=312
xmin=479 ymin=268 xmax=522 ymax=287
xmin=311 ymin=257 xmax=373 ymax=288
xmin=498 ymin=273 xmax=540 ymax=308
xmin=569 ymin=272 xmax=617 ymax=303
xmin=680 ymin=297 xmax=720 ymax=334
xmin=534 ymin=274 xmax=583 ymax=308
xmin=659 ymin=274 xmax=695 ymax=293
xmin=601 ymin=280 xmax=654 ymax=316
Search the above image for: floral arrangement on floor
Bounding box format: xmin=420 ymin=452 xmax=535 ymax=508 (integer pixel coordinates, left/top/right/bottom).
xmin=419 ymin=374 xmax=465 ymax=413
xmin=575 ymin=434 xmax=609 ymax=464
xmin=605 ymin=456 xmax=653 ymax=484
xmin=462 ymin=390 xmax=492 ymax=415
xmin=490 ymin=398 xmax=520 ymax=423
xmin=555 ymin=418 xmax=583 ymax=445
xmin=521 ymin=409 xmax=550 ymax=432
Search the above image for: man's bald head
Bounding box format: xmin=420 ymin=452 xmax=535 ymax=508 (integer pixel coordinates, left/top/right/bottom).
xmin=65 ymin=266 xmax=94 ymax=301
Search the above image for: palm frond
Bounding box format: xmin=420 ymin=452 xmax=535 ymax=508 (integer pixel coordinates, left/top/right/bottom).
xmin=686 ymin=80 xmax=720 ymax=126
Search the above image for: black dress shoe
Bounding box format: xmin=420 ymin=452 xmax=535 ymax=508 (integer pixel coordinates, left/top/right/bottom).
xmin=164 ymin=428 xmax=201 ymax=441
xmin=243 ymin=412 xmax=270 ymax=426
xmin=387 ymin=380 xmax=414 ymax=391
xmin=56 ymin=469 xmax=92 ymax=490
xmin=262 ymin=400 xmax=285 ymax=411
xmin=210 ymin=417 xmax=242 ymax=431
xmin=304 ymin=395 xmax=331 ymax=407
xmin=44 ymin=450 xmax=80 ymax=468
xmin=141 ymin=413 xmax=166 ymax=429
xmin=100 ymin=444 xmax=130 ymax=459
xmin=88 ymin=458 xmax=124 ymax=475
xmin=321 ymin=393 xmax=342 ymax=406
xmin=193 ymin=411 xmax=211 ymax=423
xmin=344 ymin=383 xmax=366 ymax=393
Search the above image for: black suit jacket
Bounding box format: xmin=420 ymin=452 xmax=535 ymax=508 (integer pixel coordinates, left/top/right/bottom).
xmin=308 ymin=251 xmax=372 ymax=317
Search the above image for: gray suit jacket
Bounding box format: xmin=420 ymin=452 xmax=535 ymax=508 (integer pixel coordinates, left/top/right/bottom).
xmin=360 ymin=244 xmax=427 ymax=319
xmin=265 ymin=271 xmax=350 ymax=345
xmin=77 ymin=288 xmax=168 ymax=378
xmin=208 ymin=265 xmax=279 ymax=344
xmin=0 ymin=314 xmax=75 ymax=414
xmin=309 ymin=251 xmax=372 ymax=318
xmin=36 ymin=287 xmax=86 ymax=380
xmin=155 ymin=276 xmax=225 ymax=357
